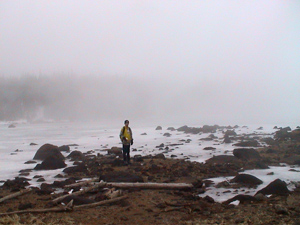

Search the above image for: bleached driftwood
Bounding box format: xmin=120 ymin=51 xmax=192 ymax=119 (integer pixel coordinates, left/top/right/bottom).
xmin=106 ymin=182 xmax=193 ymax=190
xmin=0 ymin=200 xmax=74 ymax=216
xmin=0 ymin=188 xmax=32 ymax=203
xmin=104 ymin=188 xmax=123 ymax=199
xmin=0 ymin=196 xmax=127 ymax=216
xmin=52 ymin=181 xmax=106 ymax=203
xmin=74 ymin=195 xmax=128 ymax=209
xmin=64 ymin=178 xmax=99 ymax=188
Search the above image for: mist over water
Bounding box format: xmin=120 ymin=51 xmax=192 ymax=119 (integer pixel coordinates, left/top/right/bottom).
xmin=1 ymin=1 xmax=299 ymax=126
xmin=0 ymin=74 xmax=299 ymax=127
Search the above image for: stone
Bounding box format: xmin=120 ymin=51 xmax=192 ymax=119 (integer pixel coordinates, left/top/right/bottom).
xmin=230 ymin=174 xmax=263 ymax=186
xmin=63 ymin=163 xmax=88 ymax=174
xmin=155 ymin=126 xmax=162 ymax=130
xmin=205 ymin=155 xmax=241 ymax=165
xmin=233 ymin=148 xmax=261 ymax=161
xmin=153 ymin=153 xmax=165 ymax=159
xmin=256 ymin=179 xmax=290 ymax=196
xmin=107 ymin=147 xmax=122 ymax=157
xmin=67 ymin=150 xmax=86 ymax=161
xmin=33 ymin=143 xmax=65 ymax=161
xmin=34 ymin=155 xmax=66 ymax=170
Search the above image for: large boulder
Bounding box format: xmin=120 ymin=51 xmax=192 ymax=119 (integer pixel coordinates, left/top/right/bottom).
xmin=34 ymin=155 xmax=66 ymax=170
xmin=155 ymin=126 xmax=162 ymax=130
xmin=100 ymin=171 xmax=144 ymax=183
xmin=233 ymin=148 xmax=261 ymax=161
xmin=63 ymin=163 xmax=88 ymax=174
xmin=256 ymin=179 xmax=290 ymax=196
xmin=66 ymin=150 xmax=86 ymax=161
xmin=107 ymin=147 xmax=122 ymax=157
xmin=33 ymin=144 xmax=65 ymax=161
xmin=205 ymin=155 xmax=241 ymax=165
xmin=230 ymin=174 xmax=263 ymax=186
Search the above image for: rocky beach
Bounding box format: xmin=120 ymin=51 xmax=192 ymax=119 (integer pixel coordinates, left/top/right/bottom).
xmin=0 ymin=124 xmax=300 ymax=225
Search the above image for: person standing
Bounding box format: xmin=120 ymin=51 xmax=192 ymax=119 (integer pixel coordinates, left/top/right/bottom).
xmin=119 ymin=120 xmax=133 ymax=165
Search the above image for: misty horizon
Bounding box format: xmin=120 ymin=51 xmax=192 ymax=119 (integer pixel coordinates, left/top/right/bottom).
xmin=1 ymin=1 xmax=299 ymax=126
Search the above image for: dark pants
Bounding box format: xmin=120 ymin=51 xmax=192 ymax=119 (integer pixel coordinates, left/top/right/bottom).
xmin=122 ymin=144 xmax=130 ymax=163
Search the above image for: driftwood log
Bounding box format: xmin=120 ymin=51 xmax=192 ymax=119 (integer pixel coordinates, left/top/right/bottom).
xmin=0 ymin=188 xmax=32 ymax=203
xmin=74 ymin=195 xmax=127 ymax=209
xmin=106 ymin=182 xmax=193 ymax=190
xmin=64 ymin=178 xmax=99 ymax=188
xmin=0 ymin=196 xmax=128 ymax=217
xmin=0 ymin=200 xmax=74 ymax=216
xmin=52 ymin=181 xmax=106 ymax=203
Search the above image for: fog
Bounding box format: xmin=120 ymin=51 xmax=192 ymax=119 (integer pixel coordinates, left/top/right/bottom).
xmin=0 ymin=1 xmax=299 ymax=126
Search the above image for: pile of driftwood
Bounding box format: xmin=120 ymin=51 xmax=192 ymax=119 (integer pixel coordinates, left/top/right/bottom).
xmin=0 ymin=180 xmax=193 ymax=216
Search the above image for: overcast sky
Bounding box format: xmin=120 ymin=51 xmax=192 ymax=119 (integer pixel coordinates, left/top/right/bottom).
xmin=0 ymin=1 xmax=299 ymax=126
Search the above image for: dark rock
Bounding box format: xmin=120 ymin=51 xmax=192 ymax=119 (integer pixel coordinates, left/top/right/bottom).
xmin=230 ymin=174 xmax=263 ymax=186
xmin=202 ymin=125 xmax=219 ymax=133
xmin=261 ymin=138 xmax=276 ymax=145
xmin=54 ymin=174 xmax=64 ymax=178
xmin=167 ymin=127 xmax=176 ymax=131
xmin=203 ymin=195 xmax=215 ymax=203
xmin=100 ymin=171 xmax=144 ymax=183
xmin=224 ymin=130 xmax=237 ymax=136
xmin=233 ymin=148 xmax=261 ymax=161
xmin=61 ymin=195 xmax=95 ymax=205
xmin=223 ymin=134 xmax=232 ymax=143
xmin=163 ymin=133 xmax=171 ymax=137
xmin=58 ymin=145 xmax=70 ymax=152
xmin=24 ymin=160 xmax=37 ymax=164
xmin=155 ymin=126 xmax=162 ymax=130
xmin=107 ymin=147 xmax=122 ymax=157
xmin=156 ymin=143 xmax=164 ymax=148
xmin=203 ymin=147 xmax=216 ymax=150
xmin=223 ymin=194 xmax=258 ymax=205
xmin=67 ymin=150 xmax=86 ymax=161
xmin=52 ymin=178 xmax=77 ymax=188
xmin=8 ymin=124 xmax=16 ymax=128
xmin=274 ymin=127 xmax=292 ymax=141
xmin=33 ymin=144 xmax=65 ymax=161
xmin=63 ymin=163 xmax=88 ymax=174
xmin=205 ymin=155 xmax=241 ymax=165
xmin=37 ymin=178 xmax=45 ymax=182
xmin=34 ymin=155 xmax=66 ymax=170
xmin=153 ymin=153 xmax=165 ymax=159
xmin=177 ymin=125 xmax=202 ymax=134
xmin=141 ymin=133 xmax=147 ymax=135
xmin=256 ymin=179 xmax=290 ymax=196
xmin=40 ymin=183 xmax=55 ymax=194
xmin=30 ymin=143 xmax=38 ymax=146
xmin=2 ymin=177 xmax=30 ymax=190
